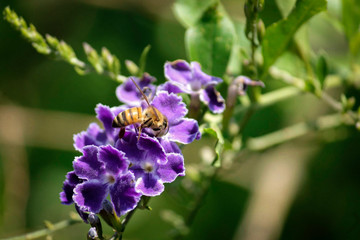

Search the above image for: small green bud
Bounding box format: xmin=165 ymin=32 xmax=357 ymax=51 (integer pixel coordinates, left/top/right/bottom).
xmin=257 ymin=19 xmax=265 ymax=43
xmin=101 ymin=47 xmax=121 ymax=77
xmin=58 ymin=40 xmax=76 ymax=62
xmin=101 ymin=47 xmax=113 ymax=66
xmin=83 ymin=42 xmax=103 ymax=74
xmin=125 ymin=60 xmax=139 ymax=75
xmin=46 ymin=34 xmax=60 ymax=49
xmin=356 ymin=122 xmax=360 ymax=131
xmin=340 ymin=95 xmax=355 ymax=112
xmin=87 ymin=227 xmax=98 ymax=240
xmin=347 ymin=97 xmax=356 ymax=110
xmin=258 ymin=0 xmax=265 ymax=11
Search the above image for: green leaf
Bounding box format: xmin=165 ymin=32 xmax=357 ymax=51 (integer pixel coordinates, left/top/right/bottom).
xmin=342 ymin=0 xmax=360 ymax=56
xmin=316 ymin=54 xmax=328 ymax=88
xmin=185 ymin=3 xmax=235 ymax=77
xmin=261 ymin=0 xmax=327 ymax=75
xmin=202 ymin=127 xmax=224 ymax=167
xmin=258 ymin=0 xmax=284 ymax=26
xmin=138 ymin=45 xmax=151 ymax=77
xmin=173 ymin=0 xmax=217 ymax=28
xmin=342 ymin=0 xmax=360 ymax=38
xmin=349 ymin=32 xmax=360 ymax=56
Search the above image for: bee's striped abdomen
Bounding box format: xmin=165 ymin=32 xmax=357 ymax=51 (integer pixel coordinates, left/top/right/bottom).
xmin=112 ymin=107 xmax=142 ymax=128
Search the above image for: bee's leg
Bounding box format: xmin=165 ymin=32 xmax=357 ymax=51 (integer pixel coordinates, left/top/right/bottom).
xmin=119 ymin=127 xmax=126 ymax=139
xmin=137 ymin=125 xmax=143 ymax=141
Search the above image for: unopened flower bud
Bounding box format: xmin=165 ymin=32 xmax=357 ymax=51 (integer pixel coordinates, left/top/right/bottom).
xmin=257 ymin=19 xmax=266 ymax=43
xmin=88 ymin=213 xmax=103 ymax=239
xmin=87 ymin=227 xmax=98 ymax=240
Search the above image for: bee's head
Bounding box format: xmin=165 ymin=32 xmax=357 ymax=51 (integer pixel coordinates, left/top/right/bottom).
xmin=152 ymin=115 xmax=169 ymax=138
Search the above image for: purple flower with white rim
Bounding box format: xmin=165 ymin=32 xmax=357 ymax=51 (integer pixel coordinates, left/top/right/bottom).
xmin=59 ymin=171 xmax=90 ymax=222
xmin=116 ymin=73 xmax=156 ymax=106
xmin=73 ymin=104 xmax=127 ymax=151
xmin=116 ymin=132 xmax=185 ymax=196
xmin=164 ymin=60 xmax=225 ymax=113
xmin=60 ymin=171 xmax=82 ymax=205
xmin=72 ymin=145 xmax=141 ymax=216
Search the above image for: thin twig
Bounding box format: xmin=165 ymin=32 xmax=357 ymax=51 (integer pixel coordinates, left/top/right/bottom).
xmin=2 ymin=218 xmax=82 ymax=240
xmin=246 ymin=113 xmax=343 ymax=151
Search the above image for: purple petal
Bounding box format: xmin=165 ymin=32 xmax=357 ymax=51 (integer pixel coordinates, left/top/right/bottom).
xmin=137 ymin=135 xmax=167 ymax=164
xmin=116 ymin=75 xmax=156 ymax=106
xmin=191 ymin=62 xmax=223 ymax=87
xmin=167 ymin=118 xmax=200 ymax=144
xmin=151 ymin=91 xmax=188 ymax=125
xmin=157 ymin=153 xmax=185 ymax=183
xmin=73 ymin=146 xmax=104 ymax=180
xmin=135 ymin=173 xmax=164 ymax=196
xmin=75 ymin=204 xmax=89 ymax=223
xmin=116 ymin=132 xmax=145 ymax=164
xmin=60 ymin=185 xmax=75 ymax=205
xmin=159 ymin=138 xmax=181 ymax=154
xmin=109 ymin=172 xmax=141 ymax=216
xmin=200 ymin=86 xmax=225 ymax=114
xmin=73 ymin=123 xmax=108 ymax=151
xmin=98 ymin=145 xmax=129 ymax=175
xmin=60 ymin=171 xmax=82 ymax=205
xmin=164 ymin=60 xmax=193 ymax=86
xmin=73 ymin=180 xmax=108 ymax=213
xmin=95 ymin=104 xmax=116 ymax=138
xmin=157 ymin=82 xmax=183 ymax=94
xmin=116 ymin=79 xmax=141 ymax=105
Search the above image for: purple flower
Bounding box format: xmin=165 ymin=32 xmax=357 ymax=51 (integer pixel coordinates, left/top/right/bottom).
xmin=59 ymin=171 xmax=89 ymax=222
xmin=73 ymin=104 xmax=126 ymax=151
xmin=72 ymin=145 xmax=141 ymax=216
xmin=62 ymin=62 xmax=203 ymax=222
xmin=116 ymin=132 xmax=185 ymax=196
xmin=116 ymin=73 xmax=156 ymax=106
xmin=164 ymin=60 xmax=225 ymax=113
xmin=232 ymin=76 xmax=265 ymax=95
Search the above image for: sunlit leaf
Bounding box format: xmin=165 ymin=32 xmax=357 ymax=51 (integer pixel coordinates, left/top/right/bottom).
xmin=261 ymin=0 xmax=327 ymax=75
xmin=203 ymin=127 xmax=224 ymax=167
xmin=185 ymin=3 xmax=235 ymax=77
xmin=342 ymin=0 xmax=360 ymax=56
xmin=316 ymin=54 xmax=328 ymax=88
xmin=173 ymin=0 xmax=217 ymax=28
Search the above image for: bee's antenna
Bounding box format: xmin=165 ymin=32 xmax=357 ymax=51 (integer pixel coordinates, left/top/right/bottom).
xmin=129 ymin=77 xmax=151 ymax=106
xmin=129 ymin=77 xmax=160 ymax=120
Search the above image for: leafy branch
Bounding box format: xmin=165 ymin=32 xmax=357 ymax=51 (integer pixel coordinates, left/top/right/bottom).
xmin=2 ymin=6 xmax=151 ymax=84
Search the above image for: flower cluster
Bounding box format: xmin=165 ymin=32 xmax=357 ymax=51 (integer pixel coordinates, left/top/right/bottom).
xmin=60 ymin=60 xmax=222 ymax=220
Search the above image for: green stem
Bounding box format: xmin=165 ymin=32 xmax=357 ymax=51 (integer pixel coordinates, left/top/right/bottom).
xmin=173 ymin=168 xmax=219 ymax=240
xmin=118 ymin=196 xmax=151 ymax=240
xmin=270 ymin=66 xmax=359 ymax=122
xmin=2 ymin=218 xmax=82 ymax=240
xmin=246 ymin=113 xmax=343 ymax=151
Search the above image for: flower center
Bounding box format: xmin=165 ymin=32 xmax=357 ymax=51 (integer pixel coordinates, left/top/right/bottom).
xmin=144 ymin=162 xmax=154 ymax=173
xmin=106 ymin=174 xmax=116 ymax=184
xmin=190 ymin=80 xmax=202 ymax=91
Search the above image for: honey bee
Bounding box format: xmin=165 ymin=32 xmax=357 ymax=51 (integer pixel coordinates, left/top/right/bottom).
xmin=112 ymin=77 xmax=169 ymax=139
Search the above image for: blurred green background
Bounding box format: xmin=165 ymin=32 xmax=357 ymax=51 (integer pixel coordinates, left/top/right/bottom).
xmin=0 ymin=0 xmax=360 ymax=239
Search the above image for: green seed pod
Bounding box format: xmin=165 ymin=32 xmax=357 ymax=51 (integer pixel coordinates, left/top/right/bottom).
xmin=257 ymin=19 xmax=266 ymax=43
